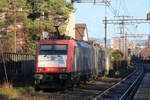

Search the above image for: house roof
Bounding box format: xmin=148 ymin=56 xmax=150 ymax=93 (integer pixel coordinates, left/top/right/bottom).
xmin=75 ymin=24 xmax=87 ymax=40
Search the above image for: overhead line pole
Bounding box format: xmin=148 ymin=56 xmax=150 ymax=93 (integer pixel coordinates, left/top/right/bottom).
xmin=14 ymin=12 xmax=16 ymax=53
xmin=71 ymin=0 xmax=110 ymax=48
xmin=103 ymin=17 xmax=150 ymax=59
xmin=104 ymin=1 xmax=107 ymax=48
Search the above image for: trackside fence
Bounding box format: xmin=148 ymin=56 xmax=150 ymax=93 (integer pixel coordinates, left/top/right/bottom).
xmin=0 ymin=53 xmax=35 ymax=85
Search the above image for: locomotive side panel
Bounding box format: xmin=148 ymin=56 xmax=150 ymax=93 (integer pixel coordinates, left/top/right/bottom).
xmin=72 ymin=41 xmax=96 ymax=82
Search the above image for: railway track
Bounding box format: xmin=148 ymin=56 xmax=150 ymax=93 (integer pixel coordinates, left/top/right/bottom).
xmin=91 ymin=66 xmax=144 ymax=100
xmin=25 ymin=77 xmax=121 ymax=100
xmin=24 ymin=68 xmax=138 ymax=100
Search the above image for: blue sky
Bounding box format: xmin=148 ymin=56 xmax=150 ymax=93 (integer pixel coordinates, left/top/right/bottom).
xmin=73 ymin=0 xmax=150 ymax=40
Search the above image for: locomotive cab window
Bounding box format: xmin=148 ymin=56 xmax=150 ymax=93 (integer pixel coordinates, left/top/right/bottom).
xmin=38 ymin=44 xmax=68 ymax=67
xmin=39 ymin=44 xmax=68 ymax=55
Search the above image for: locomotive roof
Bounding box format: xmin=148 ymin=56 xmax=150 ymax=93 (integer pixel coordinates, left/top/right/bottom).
xmin=76 ymin=41 xmax=92 ymax=48
xmin=39 ymin=39 xmax=100 ymax=49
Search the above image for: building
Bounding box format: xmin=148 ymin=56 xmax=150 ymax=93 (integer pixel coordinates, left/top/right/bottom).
xmin=111 ymin=37 xmax=136 ymax=56
xmin=127 ymin=41 xmax=136 ymax=50
xmin=111 ymin=37 xmax=136 ymax=49
xmin=111 ymin=37 xmax=120 ymax=50
xmin=99 ymin=42 xmax=105 ymax=47
xmin=65 ymin=12 xmax=76 ymax=39
xmin=40 ymin=12 xmax=76 ymax=39
xmin=75 ymin=24 xmax=89 ymax=41
xmin=119 ymin=37 xmax=125 ymax=54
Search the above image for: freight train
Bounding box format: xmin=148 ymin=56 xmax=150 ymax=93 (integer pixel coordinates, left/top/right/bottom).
xmin=34 ymin=39 xmax=110 ymax=89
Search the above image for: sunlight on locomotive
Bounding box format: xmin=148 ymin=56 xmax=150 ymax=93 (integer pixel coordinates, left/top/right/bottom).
xmin=38 ymin=44 xmax=68 ymax=67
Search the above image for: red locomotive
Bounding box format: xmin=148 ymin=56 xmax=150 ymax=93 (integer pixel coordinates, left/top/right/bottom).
xmin=34 ymin=39 xmax=109 ymax=89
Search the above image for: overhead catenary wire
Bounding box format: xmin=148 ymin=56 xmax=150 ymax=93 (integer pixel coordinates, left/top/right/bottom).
xmin=107 ymin=0 xmax=142 ymax=37
xmin=107 ymin=3 xmax=119 ymax=16
xmin=123 ymin=0 xmax=130 ymax=15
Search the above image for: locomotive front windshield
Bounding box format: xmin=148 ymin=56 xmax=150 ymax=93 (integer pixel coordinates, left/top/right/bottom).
xmin=39 ymin=44 xmax=68 ymax=55
xmin=38 ymin=44 xmax=68 ymax=67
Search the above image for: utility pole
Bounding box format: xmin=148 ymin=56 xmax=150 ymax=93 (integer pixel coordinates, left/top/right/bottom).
xmin=13 ymin=1 xmax=17 ymax=53
xmin=14 ymin=12 xmax=16 ymax=53
xmin=104 ymin=17 xmax=150 ymax=59
xmin=117 ymin=16 xmax=132 ymax=59
xmin=71 ymin=0 xmax=111 ymax=48
xmin=104 ymin=17 xmax=107 ymax=48
xmin=104 ymin=0 xmax=108 ymax=48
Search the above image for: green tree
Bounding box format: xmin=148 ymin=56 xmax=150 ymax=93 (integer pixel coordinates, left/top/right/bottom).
xmin=27 ymin=0 xmax=73 ymax=17
xmin=8 ymin=0 xmax=27 ymax=9
xmin=0 ymin=0 xmax=9 ymax=12
xmin=0 ymin=0 xmax=74 ymax=54
xmin=111 ymin=50 xmax=123 ymax=61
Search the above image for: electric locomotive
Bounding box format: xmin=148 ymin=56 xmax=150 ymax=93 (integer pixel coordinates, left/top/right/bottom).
xmin=34 ymin=39 xmax=108 ymax=89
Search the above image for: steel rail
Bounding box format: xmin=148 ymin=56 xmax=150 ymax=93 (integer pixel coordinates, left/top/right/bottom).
xmin=119 ymin=69 xmax=144 ymax=100
xmin=91 ymin=69 xmax=137 ymax=100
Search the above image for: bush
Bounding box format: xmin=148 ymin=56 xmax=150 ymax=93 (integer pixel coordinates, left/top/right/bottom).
xmin=115 ymin=71 xmax=120 ymax=76
xmin=111 ymin=50 xmax=123 ymax=62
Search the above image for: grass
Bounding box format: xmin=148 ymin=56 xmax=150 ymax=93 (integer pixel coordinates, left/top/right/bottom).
xmin=0 ymin=82 xmax=34 ymax=100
